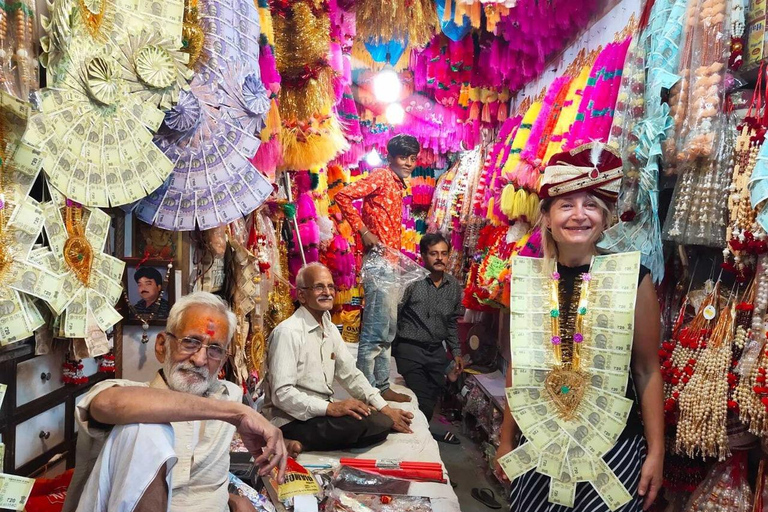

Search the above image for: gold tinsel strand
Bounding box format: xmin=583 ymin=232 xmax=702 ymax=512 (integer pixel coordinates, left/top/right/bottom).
xmin=355 ymin=0 xmax=437 ymax=48
xmin=273 ymin=1 xmax=330 ymax=71
xmin=278 ymin=66 xmax=334 ymax=122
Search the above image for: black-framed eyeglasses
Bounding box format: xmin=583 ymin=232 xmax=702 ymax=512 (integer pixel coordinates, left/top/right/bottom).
xmin=165 ymin=332 xmax=228 ymax=361
xmin=300 ymin=284 xmax=337 ymax=293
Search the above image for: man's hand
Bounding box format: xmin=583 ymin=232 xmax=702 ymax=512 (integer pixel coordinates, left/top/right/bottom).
xmin=234 ymin=409 xmax=287 ymax=483
xmin=361 ymin=230 xmax=381 ymax=249
xmin=228 ymin=493 xmax=257 ymax=512
xmin=327 ymin=399 xmax=371 ymax=420
xmin=381 ymin=405 xmax=414 ymax=433
xmin=454 ymin=356 xmax=465 ymax=374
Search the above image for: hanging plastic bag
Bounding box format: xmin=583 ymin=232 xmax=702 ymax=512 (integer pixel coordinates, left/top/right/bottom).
xmin=360 ymin=245 xmax=429 ymax=304
xmin=683 ymin=452 xmax=752 ymax=512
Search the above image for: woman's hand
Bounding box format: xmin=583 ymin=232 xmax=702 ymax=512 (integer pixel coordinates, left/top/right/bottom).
xmin=493 ymin=441 xmax=514 ymax=483
xmin=638 ymin=451 xmax=663 ymax=511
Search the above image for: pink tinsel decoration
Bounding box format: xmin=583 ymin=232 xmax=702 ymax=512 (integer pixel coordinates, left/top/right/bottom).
xmin=514 ymin=76 xmax=569 ymax=190
xmin=250 ymin=137 xmax=282 ymax=181
xmin=259 ymin=45 xmax=281 ymax=94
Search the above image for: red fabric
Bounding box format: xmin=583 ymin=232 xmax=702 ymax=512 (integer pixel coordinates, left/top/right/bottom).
xmin=334 ymin=167 xmax=406 ymax=251
xmin=25 ymin=469 xmax=74 ymax=512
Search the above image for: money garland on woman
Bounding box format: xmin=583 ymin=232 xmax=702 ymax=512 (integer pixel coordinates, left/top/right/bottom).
xmin=495 ymin=143 xmax=665 ymax=512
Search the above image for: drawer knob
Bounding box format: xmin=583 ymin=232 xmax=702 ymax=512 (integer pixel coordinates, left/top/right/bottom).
xmin=39 ymin=430 xmax=51 ymax=440
xmin=40 ymin=372 xmax=52 ymax=382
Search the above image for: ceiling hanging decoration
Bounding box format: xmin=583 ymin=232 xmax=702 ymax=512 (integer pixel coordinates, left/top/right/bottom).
xmin=273 ymin=0 xmax=348 ymax=171
xmin=25 ymin=0 xmax=188 ymax=207
xmin=135 ymin=0 xmax=273 ymax=230
xmin=41 ymin=189 xmax=125 ymax=340
xmin=355 ymin=0 xmax=437 ymax=49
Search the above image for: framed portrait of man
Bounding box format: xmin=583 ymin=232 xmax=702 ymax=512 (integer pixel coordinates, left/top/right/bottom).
xmin=122 ymin=258 xmax=175 ymax=325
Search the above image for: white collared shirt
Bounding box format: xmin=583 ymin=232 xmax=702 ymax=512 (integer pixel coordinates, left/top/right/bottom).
xmin=264 ymin=306 xmax=388 ymax=427
xmin=63 ymin=373 xmax=241 ymax=512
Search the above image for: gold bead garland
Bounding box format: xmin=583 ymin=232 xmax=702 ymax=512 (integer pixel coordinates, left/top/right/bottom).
xmin=676 ymin=299 xmax=734 ymax=460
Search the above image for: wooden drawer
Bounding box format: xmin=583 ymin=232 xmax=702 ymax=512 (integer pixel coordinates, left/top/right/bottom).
xmin=15 ymin=402 xmax=66 ymax=469
xmin=16 ymin=353 xmax=65 ymax=406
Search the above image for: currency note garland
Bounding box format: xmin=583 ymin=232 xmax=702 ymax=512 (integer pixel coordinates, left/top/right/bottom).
xmin=41 ymin=189 xmax=125 ymax=340
xmin=0 ymin=92 xmax=63 ymax=346
xmin=134 ymin=0 xmax=273 ymax=231
xmin=26 ymin=0 xmax=190 ymax=208
xmin=498 ymin=252 xmax=641 ymax=511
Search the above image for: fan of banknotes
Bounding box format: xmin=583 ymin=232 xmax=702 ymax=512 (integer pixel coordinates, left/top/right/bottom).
xmin=22 ymin=0 xmax=190 ymax=208
xmin=40 ymin=190 xmax=125 ymax=339
xmin=134 ymin=0 xmax=273 ymax=231
xmin=0 ymin=92 xmax=63 ymax=345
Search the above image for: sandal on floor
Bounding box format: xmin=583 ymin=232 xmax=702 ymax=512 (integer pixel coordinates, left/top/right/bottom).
xmin=471 ymin=487 xmax=501 ymax=509
xmin=432 ymin=431 xmax=461 ymax=445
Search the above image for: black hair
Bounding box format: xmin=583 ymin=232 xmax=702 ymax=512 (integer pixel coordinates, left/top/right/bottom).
xmin=386 ymin=134 xmax=420 ymax=159
xmin=419 ymin=232 xmax=451 ymax=254
xmin=134 ymin=267 xmax=163 ymax=286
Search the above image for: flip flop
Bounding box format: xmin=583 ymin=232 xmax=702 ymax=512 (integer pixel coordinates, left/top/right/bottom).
xmin=432 ymin=431 xmax=461 ymax=445
xmin=471 ymin=487 xmax=501 ymax=509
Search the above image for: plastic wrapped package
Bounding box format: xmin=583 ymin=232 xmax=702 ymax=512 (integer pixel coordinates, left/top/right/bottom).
xmin=683 ymin=453 xmax=752 ymax=512
xmin=360 ymin=245 xmax=429 ymax=305
xmin=662 ymin=114 xmax=732 ymax=247
xmin=463 ymin=382 xmax=487 ymax=418
xmin=332 ymin=466 xmax=411 ymax=495
xmin=664 ymin=0 xmax=730 ymax=170
xmin=325 ymin=489 xmax=432 ymax=512
xmin=204 ymin=225 xmax=228 ymax=258
xmin=228 ymin=473 xmax=276 ymax=512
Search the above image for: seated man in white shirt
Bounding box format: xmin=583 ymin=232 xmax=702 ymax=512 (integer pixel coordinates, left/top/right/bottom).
xmin=63 ymin=292 xmax=287 ymax=512
xmin=264 ymin=263 xmax=414 ymax=452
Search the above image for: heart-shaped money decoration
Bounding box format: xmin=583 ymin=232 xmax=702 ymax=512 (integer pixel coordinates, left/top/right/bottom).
xmin=545 ymin=368 xmax=588 ymax=420
xmin=64 ymin=235 xmax=94 ymax=286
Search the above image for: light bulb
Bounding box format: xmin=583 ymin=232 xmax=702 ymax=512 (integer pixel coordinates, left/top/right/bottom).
xmin=365 ymin=150 xmax=383 ymax=166
xmin=373 ymin=68 xmax=402 ymax=103
xmin=385 ymin=103 xmax=405 ymax=125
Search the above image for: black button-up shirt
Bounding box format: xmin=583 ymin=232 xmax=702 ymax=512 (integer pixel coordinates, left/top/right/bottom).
xmin=396 ymin=273 xmax=463 ymax=356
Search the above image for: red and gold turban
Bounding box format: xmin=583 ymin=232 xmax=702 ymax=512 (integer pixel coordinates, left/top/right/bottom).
xmin=539 ymin=143 xmax=623 ymax=202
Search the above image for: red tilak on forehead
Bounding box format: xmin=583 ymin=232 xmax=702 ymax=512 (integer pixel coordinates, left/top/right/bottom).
xmin=206 ymin=319 xmax=216 ymax=337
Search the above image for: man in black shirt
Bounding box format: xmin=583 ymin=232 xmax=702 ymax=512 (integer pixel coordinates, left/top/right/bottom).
xmin=133 ymin=267 xmax=170 ymax=319
xmin=394 ymin=233 xmax=464 ymax=443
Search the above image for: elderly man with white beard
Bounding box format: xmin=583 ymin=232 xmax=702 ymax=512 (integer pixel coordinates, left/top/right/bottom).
xmin=62 ymin=292 xmax=288 ymax=512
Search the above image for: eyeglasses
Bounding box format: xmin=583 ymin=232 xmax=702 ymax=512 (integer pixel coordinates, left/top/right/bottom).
xmin=165 ymin=332 xmax=228 ymax=361
xmin=301 ymin=284 xmax=337 ymax=294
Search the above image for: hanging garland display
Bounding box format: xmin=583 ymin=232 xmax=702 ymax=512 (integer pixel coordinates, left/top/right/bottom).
xmin=41 ymin=190 xmax=125 ymax=341
xmin=135 ymin=0 xmax=273 ymax=230
xmin=272 ymin=0 xmax=348 ymax=171
xmin=26 ymin=0 xmax=189 ymax=207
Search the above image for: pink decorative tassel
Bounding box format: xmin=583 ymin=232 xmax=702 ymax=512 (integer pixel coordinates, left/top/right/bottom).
xmin=259 ymin=45 xmax=281 ymax=94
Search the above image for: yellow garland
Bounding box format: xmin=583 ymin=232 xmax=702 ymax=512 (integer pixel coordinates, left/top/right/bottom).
xmin=542 ymin=64 xmax=591 ymax=163
xmin=355 ymin=0 xmax=437 ymax=48
xmin=278 ymin=66 xmax=334 ymax=122
xmin=258 ymin=5 xmax=274 ymax=47
xmin=501 ymin=101 xmax=541 ymax=176
xmin=279 ymin=115 xmax=349 ymax=171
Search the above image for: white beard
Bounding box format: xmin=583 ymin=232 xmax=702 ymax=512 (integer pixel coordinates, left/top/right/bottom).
xmin=164 ymin=358 xmax=217 ymax=396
